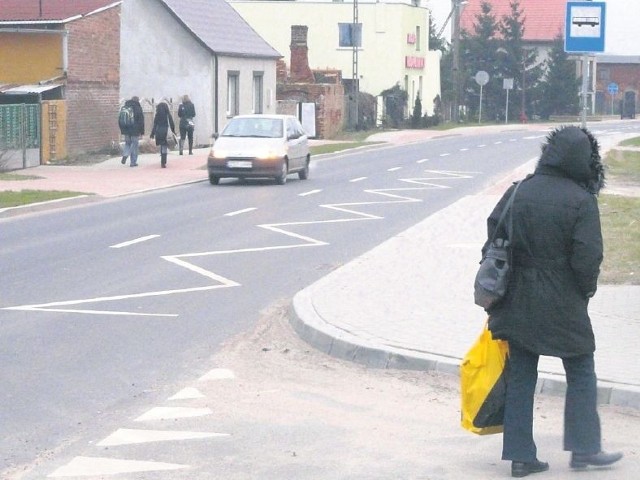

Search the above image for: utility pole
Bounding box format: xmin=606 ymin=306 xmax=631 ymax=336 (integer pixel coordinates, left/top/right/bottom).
xmin=352 ymin=0 xmax=359 ymax=129
xmin=451 ymin=1 xmax=467 ymax=123
xmin=451 ymin=0 xmax=461 ymax=123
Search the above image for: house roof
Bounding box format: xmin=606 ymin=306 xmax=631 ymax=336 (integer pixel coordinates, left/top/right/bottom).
xmin=160 ymin=0 xmax=281 ymax=59
xmin=0 ymin=0 xmax=120 ymax=23
xmin=460 ymin=0 xmax=566 ymax=43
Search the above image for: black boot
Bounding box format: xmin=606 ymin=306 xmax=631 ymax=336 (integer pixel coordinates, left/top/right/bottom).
xmin=161 ymin=153 xmax=167 ymax=168
xmin=121 ymin=155 xmax=127 ymax=165
xmin=188 ymin=141 xmax=193 ymax=155
xmin=179 ymin=139 xmax=184 ymax=155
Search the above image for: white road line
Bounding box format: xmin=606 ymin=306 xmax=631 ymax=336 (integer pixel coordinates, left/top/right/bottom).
xmin=97 ymin=428 xmax=229 ymax=447
xmin=110 ymin=235 xmax=160 ymax=249
xmin=168 ymin=387 xmax=205 ymax=400
xmin=494 ymin=141 xmax=503 ymax=144
xmin=48 ymin=456 xmax=186 ymax=477
xmin=509 ymin=138 xmax=517 ymax=142
xmin=299 ymin=189 xmax=322 ymax=196
xmin=224 ymin=207 xmax=257 ymax=216
xmin=350 ymin=176 xmax=367 ymax=182
xmin=135 ymin=406 xmax=213 ymax=422
xmin=459 ymin=148 xmax=469 ymax=151
xmin=199 ymin=368 xmax=235 ymax=381
xmin=417 ymin=158 xmax=429 ymax=163
xmin=387 ymin=167 xmax=402 ymax=171
xmin=478 ymin=144 xmax=487 ymax=147
xmin=439 ymin=153 xmax=450 ymax=157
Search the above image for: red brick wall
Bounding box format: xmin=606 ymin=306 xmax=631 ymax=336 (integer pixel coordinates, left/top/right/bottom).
xmin=597 ymin=63 xmax=640 ymax=97
xmin=65 ymin=6 xmax=120 ymax=157
xmin=277 ymin=83 xmax=345 ymax=139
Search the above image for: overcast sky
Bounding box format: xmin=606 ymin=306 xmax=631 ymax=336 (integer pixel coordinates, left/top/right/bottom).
xmin=428 ymin=0 xmax=640 ymax=56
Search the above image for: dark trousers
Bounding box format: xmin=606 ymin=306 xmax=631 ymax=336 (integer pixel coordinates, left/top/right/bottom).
xmin=502 ymin=342 xmax=601 ymax=462
xmin=179 ymin=125 xmax=194 ymax=152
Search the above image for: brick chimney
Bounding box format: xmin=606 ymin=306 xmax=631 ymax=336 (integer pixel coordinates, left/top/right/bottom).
xmin=290 ymin=25 xmax=315 ymax=83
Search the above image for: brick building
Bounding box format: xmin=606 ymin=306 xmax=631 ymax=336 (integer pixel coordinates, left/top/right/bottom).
xmin=0 ymin=0 xmax=281 ymax=164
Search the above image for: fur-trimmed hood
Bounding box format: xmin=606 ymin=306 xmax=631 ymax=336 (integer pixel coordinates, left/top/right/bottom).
xmin=535 ymin=126 xmax=605 ymax=194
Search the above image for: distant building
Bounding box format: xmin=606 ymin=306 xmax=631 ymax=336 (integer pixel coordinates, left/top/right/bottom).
xmin=229 ymin=0 xmax=441 ymax=117
xmin=594 ymin=55 xmax=639 ymax=117
xmin=459 ymin=0 xmax=567 ymax=65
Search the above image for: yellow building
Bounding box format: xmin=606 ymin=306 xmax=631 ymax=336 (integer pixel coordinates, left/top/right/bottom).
xmin=229 ymin=0 xmax=441 ymax=117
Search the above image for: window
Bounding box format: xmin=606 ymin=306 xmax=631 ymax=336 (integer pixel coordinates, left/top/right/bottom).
xmin=338 ymin=23 xmax=362 ymax=48
xmin=252 ymin=72 xmax=264 ymax=114
xmin=416 ymin=26 xmax=421 ymax=51
xmin=227 ymin=72 xmax=239 ymax=116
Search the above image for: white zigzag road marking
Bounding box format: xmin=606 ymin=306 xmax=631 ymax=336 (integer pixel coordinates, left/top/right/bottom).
xmin=3 ymin=171 xmax=472 ymax=316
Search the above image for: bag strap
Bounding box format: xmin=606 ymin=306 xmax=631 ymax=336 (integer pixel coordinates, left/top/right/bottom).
xmin=489 ymin=180 xmax=523 ymax=244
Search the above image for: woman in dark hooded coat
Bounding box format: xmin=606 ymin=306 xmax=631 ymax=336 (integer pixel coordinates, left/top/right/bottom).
xmin=482 ymin=126 xmax=622 ymax=477
xmin=150 ymin=101 xmax=176 ymax=168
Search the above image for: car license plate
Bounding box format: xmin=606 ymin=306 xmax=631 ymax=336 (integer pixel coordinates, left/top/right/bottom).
xmin=227 ymin=160 xmax=252 ymax=169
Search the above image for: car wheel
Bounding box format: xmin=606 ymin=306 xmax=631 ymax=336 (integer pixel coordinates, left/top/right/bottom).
xmin=275 ymin=160 xmax=288 ymax=185
xmin=209 ymin=174 xmax=220 ymax=185
xmin=298 ymin=156 xmax=310 ymax=180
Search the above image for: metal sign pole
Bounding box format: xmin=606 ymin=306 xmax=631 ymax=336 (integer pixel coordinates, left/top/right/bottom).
xmin=581 ymin=54 xmax=589 ymax=128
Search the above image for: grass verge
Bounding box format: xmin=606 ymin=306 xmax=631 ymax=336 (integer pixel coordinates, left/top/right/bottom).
xmin=0 ymin=190 xmax=89 ymax=209
xmin=599 ymin=141 xmax=640 ymax=284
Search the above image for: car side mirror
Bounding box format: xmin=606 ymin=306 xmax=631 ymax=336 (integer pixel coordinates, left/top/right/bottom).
xmin=212 ymin=133 xmax=219 ymax=140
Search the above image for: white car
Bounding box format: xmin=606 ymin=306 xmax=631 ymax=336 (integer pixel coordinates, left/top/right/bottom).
xmin=207 ymin=114 xmax=311 ymax=185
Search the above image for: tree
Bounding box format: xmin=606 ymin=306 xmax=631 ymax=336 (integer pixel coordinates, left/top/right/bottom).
xmin=538 ymin=35 xmax=580 ymax=119
xmin=380 ymin=84 xmax=408 ymax=128
xmin=499 ymin=0 xmax=542 ymax=121
xmin=411 ymin=95 xmax=422 ymax=128
xmin=460 ymin=1 xmax=502 ymax=121
xmin=429 ymin=14 xmax=447 ymax=53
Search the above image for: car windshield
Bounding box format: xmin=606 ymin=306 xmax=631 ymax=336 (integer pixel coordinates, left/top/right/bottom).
xmin=222 ymin=118 xmax=283 ymax=138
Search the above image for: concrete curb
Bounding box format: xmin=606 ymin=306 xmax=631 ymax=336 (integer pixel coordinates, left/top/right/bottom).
xmin=290 ymin=287 xmax=640 ymax=410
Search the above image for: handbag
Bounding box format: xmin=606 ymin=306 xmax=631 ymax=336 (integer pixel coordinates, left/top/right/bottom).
xmin=473 ymin=181 xmax=522 ymax=310
xmin=166 ymin=130 xmax=177 ymax=149
xmin=460 ymin=321 xmax=509 ymax=435
xmin=166 ymin=116 xmax=177 ymax=149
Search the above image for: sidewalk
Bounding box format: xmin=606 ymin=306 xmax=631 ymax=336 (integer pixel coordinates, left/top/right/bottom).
xmin=2 ymin=123 xmax=640 ymax=409
xmin=292 ymin=123 xmax=640 ymax=410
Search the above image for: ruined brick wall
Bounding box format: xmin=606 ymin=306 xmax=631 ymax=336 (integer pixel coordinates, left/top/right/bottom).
xmin=65 ymin=6 xmax=120 ymax=157
xmin=277 ymin=83 xmax=345 ymax=139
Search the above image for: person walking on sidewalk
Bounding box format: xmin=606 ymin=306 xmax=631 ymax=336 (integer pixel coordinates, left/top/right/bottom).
xmin=150 ymin=101 xmax=176 ymax=168
xmin=482 ymin=126 xmax=623 ymax=478
xmin=118 ymin=96 xmax=144 ymax=167
xmin=177 ymin=94 xmax=196 ymax=155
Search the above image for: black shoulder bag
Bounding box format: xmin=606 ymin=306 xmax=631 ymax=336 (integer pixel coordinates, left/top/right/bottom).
xmin=474 ymin=181 xmax=523 ymax=310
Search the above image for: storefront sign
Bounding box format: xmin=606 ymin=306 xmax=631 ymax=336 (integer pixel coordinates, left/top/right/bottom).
xmin=405 ymin=56 xmax=425 ymax=69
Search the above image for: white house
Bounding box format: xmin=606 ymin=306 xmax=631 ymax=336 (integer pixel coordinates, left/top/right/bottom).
xmin=121 ymin=0 xmax=282 ymax=144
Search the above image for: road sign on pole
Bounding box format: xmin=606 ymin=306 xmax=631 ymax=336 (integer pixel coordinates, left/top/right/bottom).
xmin=565 ymin=1 xmax=606 ymax=53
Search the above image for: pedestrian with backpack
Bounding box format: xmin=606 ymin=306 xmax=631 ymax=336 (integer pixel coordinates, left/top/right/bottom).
xmin=118 ymin=96 xmax=145 ymax=167
xmin=150 ymin=101 xmax=176 ymax=168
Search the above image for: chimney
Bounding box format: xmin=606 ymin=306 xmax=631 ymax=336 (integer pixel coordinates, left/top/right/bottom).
xmin=290 ymin=25 xmax=315 ymax=83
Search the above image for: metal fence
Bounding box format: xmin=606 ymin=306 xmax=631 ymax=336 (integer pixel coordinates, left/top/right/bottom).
xmin=0 ymin=103 xmax=41 ymax=171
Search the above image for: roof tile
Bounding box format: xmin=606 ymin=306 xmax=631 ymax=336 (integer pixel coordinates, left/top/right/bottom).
xmin=460 ymin=0 xmax=566 ymax=42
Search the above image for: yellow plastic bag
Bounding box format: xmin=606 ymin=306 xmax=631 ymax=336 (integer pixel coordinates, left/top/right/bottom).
xmin=460 ymin=321 xmax=509 ymax=435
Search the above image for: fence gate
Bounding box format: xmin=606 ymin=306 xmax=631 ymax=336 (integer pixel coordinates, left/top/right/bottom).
xmin=0 ymin=103 xmax=41 ymax=171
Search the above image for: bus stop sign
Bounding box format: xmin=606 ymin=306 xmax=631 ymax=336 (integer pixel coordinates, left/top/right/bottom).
xmin=565 ymin=1 xmax=606 ymax=53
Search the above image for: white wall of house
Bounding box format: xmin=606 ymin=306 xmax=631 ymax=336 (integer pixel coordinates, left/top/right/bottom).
xmin=120 ymin=0 xmax=277 ymax=145
xmin=230 ymin=0 xmax=441 ymax=115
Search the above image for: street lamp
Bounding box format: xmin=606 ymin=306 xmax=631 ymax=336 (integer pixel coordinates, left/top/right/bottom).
xmin=451 ymin=0 xmax=468 ymax=123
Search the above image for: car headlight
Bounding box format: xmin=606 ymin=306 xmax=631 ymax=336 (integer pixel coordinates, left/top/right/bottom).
xmin=256 ymin=148 xmax=287 ymax=160
xmin=211 ymin=150 xmax=228 ymax=159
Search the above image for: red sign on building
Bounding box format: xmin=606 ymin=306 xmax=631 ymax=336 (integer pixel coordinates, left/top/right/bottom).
xmin=405 ymin=56 xmax=425 ymax=69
